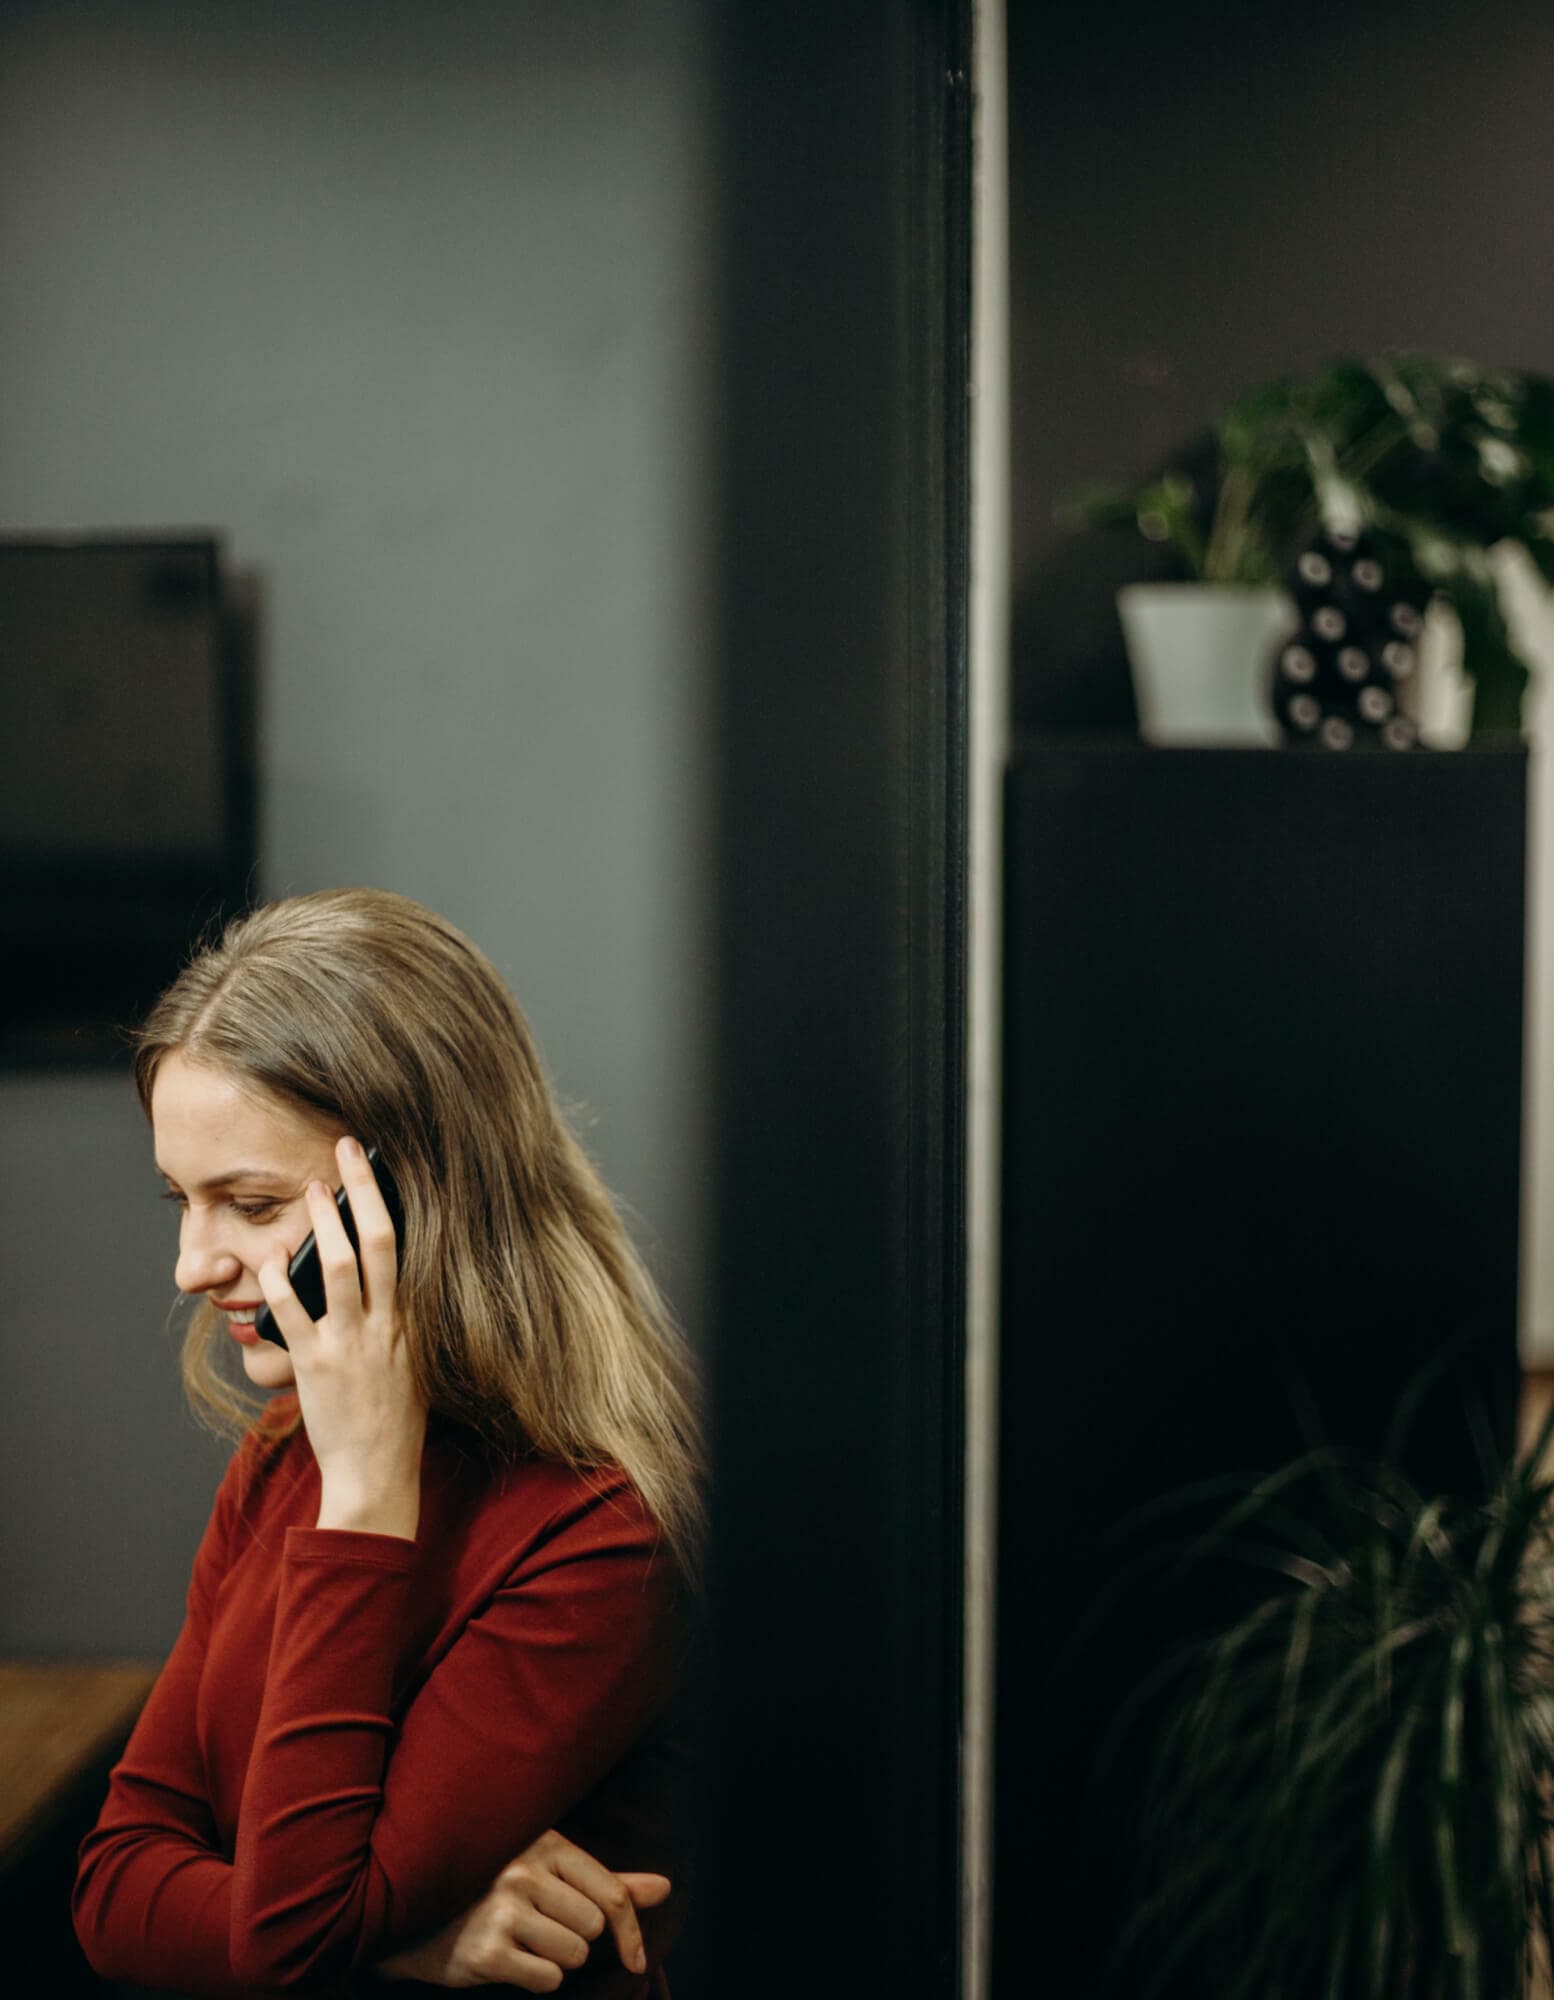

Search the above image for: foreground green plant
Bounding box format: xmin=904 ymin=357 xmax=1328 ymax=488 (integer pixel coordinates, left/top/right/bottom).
xmin=1101 ymin=1405 xmax=1554 ymax=2000
xmin=1065 ymin=353 xmax=1554 ymax=733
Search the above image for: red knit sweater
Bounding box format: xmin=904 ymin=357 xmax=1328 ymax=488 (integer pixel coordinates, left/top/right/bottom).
xmin=73 ymin=1399 xmax=691 ymax=1997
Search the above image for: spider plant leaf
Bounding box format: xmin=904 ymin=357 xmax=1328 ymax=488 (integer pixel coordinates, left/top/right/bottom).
xmin=1434 ymin=1802 xmax=1466 ymax=1959
xmin=1529 ymin=1808 xmax=1554 ymax=1995
xmin=1323 ymin=1900 xmax=1355 ymax=2000
xmin=1457 ymin=1923 xmax=1483 ymax=2000
xmin=1287 ymin=1618 xmax=1443 ymax=1786
xmin=1365 ymin=1701 xmax=1424 ymax=1993
xmin=1094 ymin=1354 xmax=1554 ymax=2000
xmin=1112 ymin=1860 xmax=1256 ymax=1997
xmin=1204 ymin=1533 xmax=1343 ymax=1593
xmin=1521 ymin=1688 xmax=1554 ymax=1763
xmin=1440 ymin=1622 xmax=1470 ymax=1791
xmin=1091 ymin=1641 xmax=1209 ymax=1795
xmin=1381 ymin=1341 xmax=1476 ymax=1469
xmin=1276 ymin=1585 xmax=1320 ymax=1767
xmin=1433 ymin=1624 xmax=1472 ymax=1956
xmin=1169 ymin=1447 xmax=1351 ymax=1581
xmin=1188 ymin=1599 xmax=1297 ymax=1766
xmin=1395 ymin=1496 xmax=1454 ymax=1610
xmin=1478 ymin=1622 xmax=1529 ymax=1886
xmin=1465 ymin=1397 xmax=1506 ymax=1496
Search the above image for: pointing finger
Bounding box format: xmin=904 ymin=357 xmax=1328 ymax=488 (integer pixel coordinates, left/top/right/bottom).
xmin=336 ymin=1137 xmax=398 ymax=1314
xmin=305 ymin=1177 xmax=363 ymax=1326
xmin=256 ymin=1239 xmax=313 ymax=1348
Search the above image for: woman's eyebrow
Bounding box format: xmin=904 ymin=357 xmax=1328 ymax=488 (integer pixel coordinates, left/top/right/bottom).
xmin=154 ymin=1165 xmax=295 ymax=1191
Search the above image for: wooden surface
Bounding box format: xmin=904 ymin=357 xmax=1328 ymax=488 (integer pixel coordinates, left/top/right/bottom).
xmin=0 ymin=1660 xmax=158 ymax=1865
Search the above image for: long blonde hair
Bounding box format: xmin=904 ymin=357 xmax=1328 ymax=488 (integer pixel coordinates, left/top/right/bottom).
xmin=135 ymin=888 xmax=705 ymax=1584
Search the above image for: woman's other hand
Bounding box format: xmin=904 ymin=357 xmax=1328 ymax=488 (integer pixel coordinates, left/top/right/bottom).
xmin=257 ymin=1136 xmax=427 ymax=1538
xmin=372 ymin=1829 xmax=671 ymax=1989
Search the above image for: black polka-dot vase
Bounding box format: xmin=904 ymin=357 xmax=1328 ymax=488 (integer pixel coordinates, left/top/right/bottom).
xmin=1268 ymin=529 xmax=1432 ymax=751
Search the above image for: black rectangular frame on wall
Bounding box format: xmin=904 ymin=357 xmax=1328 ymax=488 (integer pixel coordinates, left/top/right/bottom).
xmin=696 ymin=3 xmax=972 ymax=1995
xmin=0 ymin=532 xmax=257 ymax=1067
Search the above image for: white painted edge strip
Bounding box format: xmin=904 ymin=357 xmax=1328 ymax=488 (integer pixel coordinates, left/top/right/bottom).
xmin=964 ymin=2 xmax=1009 ymax=1994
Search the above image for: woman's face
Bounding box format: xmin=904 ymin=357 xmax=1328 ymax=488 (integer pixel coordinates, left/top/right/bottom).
xmin=150 ymin=1052 xmax=346 ymax=1392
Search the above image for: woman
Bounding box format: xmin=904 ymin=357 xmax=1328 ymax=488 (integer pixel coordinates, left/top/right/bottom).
xmin=73 ymin=888 xmax=703 ymax=1995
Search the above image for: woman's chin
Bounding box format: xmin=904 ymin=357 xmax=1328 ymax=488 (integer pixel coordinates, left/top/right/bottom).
xmin=241 ymin=1341 xmax=297 ymax=1390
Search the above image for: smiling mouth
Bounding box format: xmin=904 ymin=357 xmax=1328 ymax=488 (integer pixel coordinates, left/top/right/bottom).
xmin=214 ymin=1301 xmax=261 ymax=1322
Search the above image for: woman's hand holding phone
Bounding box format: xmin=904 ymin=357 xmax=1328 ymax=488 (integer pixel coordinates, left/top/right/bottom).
xmin=372 ymin=1830 xmax=671 ymax=1991
xmin=256 ymin=1135 xmax=427 ymax=1540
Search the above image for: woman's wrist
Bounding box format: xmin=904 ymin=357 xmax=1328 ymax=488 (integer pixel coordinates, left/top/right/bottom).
xmin=315 ymin=1479 xmax=420 ymax=1540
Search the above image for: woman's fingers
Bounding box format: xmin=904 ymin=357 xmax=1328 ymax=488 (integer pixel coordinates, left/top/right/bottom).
xmin=618 ymin=1871 xmax=673 ymax=1909
xmin=256 ymin=1240 xmax=315 ymax=1348
xmin=523 ymin=1869 xmax=611 ymax=1943
xmin=545 ymin=1838 xmax=657 ymax=1975
xmin=304 ymin=1173 xmax=366 ymax=1330
xmin=496 ymin=1833 xmax=672 ymax=1978
xmin=335 ymin=1137 xmax=398 ymax=1315
xmin=488 ymin=1945 xmax=566 ymax=1993
xmin=503 ymin=1905 xmax=594 ymax=1974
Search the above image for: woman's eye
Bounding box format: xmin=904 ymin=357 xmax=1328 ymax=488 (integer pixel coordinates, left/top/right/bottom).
xmin=158 ymin=1190 xmax=280 ymax=1221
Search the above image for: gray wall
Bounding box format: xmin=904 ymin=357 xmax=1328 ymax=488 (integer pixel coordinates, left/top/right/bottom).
xmin=1009 ymin=0 xmax=1554 ymax=728
xmin=0 ymin=0 xmax=710 ymax=1656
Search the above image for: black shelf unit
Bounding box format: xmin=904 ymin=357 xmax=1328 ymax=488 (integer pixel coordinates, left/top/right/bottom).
xmin=994 ymin=740 xmax=1528 ymax=1996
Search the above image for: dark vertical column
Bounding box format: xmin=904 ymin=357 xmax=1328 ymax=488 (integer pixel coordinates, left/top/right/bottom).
xmin=694 ymin=5 xmax=971 ymax=1995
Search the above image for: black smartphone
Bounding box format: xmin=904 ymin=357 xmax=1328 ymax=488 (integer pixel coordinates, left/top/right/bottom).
xmin=253 ymin=1144 xmax=403 ymax=1350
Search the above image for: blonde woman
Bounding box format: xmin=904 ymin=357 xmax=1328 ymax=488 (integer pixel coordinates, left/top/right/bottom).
xmin=73 ymin=889 xmax=703 ymax=1995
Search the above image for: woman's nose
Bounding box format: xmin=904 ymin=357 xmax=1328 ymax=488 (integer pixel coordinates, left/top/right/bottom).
xmin=174 ymin=1213 xmax=243 ymax=1296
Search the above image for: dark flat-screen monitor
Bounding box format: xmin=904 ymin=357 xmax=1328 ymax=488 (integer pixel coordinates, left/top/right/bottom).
xmin=1 ymin=535 xmax=253 ymax=1066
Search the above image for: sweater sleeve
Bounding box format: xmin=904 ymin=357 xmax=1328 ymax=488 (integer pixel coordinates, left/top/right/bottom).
xmin=72 ymin=1439 xmax=250 ymax=1990
xmin=77 ymin=1461 xmax=679 ymax=1994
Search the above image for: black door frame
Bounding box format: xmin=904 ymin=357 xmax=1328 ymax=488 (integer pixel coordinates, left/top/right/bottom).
xmin=700 ymin=5 xmax=973 ymax=1993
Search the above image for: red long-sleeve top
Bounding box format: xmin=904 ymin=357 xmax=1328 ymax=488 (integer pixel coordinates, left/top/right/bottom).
xmin=73 ymin=1397 xmax=693 ymax=1997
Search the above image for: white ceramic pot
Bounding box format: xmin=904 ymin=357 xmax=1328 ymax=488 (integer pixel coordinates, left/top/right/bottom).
xmin=1117 ymin=583 xmax=1297 ymax=747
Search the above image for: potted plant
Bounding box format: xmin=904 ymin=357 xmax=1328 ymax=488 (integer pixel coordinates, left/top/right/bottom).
xmin=1094 ymin=1398 xmax=1554 ymax=1999
xmin=1067 ymin=353 xmax=1554 ymax=745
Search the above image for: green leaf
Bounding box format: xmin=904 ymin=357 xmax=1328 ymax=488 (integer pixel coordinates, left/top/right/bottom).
xmin=1324 ymin=1902 xmax=1355 ymax=2000
xmin=1053 ymin=481 xmax=1146 ymax=533
xmin=1095 ymin=1355 xmax=1554 ymax=2000
xmin=1277 ymin=1586 xmax=1320 ymax=1767
xmin=1169 ymin=1447 xmax=1351 ymax=1580
xmin=1366 ymin=1700 xmax=1425 ymax=1995
xmin=1444 ymin=569 xmax=1531 ymax=734
xmin=1518 ymin=375 xmax=1554 ymax=457
xmin=1529 ymin=1808 xmax=1554 ymax=1996
xmin=1519 ymin=527 xmax=1554 ymax=591
xmin=1133 ymin=476 xmax=1209 ymax=576
xmin=1478 ymin=1623 xmax=1528 ymax=1886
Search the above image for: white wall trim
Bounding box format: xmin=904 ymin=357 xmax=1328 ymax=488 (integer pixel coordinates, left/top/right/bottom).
xmin=964 ymin=1 xmax=1009 ymax=1993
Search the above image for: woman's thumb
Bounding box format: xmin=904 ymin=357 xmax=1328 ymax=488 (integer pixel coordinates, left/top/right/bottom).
xmin=619 ymin=1872 xmax=673 ymax=1907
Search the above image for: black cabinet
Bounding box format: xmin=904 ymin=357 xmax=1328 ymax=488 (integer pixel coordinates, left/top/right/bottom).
xmin=994 ymin=741 xmax=1527 ymax=1996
